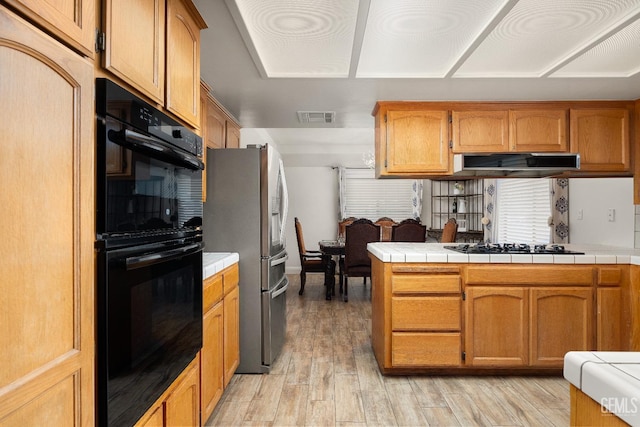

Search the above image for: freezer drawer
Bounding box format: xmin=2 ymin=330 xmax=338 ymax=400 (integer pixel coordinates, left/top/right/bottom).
xmin=262 ymin=275 xmax=288 ymax=367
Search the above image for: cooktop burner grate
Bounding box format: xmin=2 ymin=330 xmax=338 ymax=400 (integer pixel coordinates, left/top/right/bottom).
xmin=444 ymin=243 xmax=584 ymax=255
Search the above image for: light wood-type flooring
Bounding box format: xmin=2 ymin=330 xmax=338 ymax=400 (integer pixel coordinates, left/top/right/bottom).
xmin=205 ymin=273 xmax=570 ymax=426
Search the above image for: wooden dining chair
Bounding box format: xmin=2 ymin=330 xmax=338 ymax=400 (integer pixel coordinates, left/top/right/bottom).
xmin=337 ymin=216 xmax=357 ymax=238
xmin=294 ymin=217 xmax=324 ymax=295
xmin=441 ymin=218 xmax=458 ymax=243
xmin=391 ymin=218 xmax=427 ymax=242
xmin=342 ymin=218 xmax=380 ymax=302
xmin=374 ymin=217 xmax=397 ymax=241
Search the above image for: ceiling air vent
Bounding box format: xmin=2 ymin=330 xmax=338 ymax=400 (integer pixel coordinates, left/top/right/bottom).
xmin=297 ymin=111 xmax=335 ymax=124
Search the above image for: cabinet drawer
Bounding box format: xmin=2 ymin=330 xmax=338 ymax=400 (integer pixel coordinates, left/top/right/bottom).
xmin=465 ymin=265 xmax=593 ymax=286
xmin=223 ymin=264 xmax=239 ymax=296
xmin=392 ymin=274 xmax=460 ymax=294
xmin=203 ymin=274 xmax=223 ymax=312
xmin=392 ymin=296 xmax=460 ymax=330
xmin=392 ymin=332 xmax=461 ymax=367
xmin=597 ymin=267 xmax=624 ymax=286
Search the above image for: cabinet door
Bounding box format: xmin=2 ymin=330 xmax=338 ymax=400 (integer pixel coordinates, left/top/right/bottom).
xmin=597 ymin=288 xmax=622 ymax=351
xmin=465 ymin=287 xmax=528 ymax=366
xmin=103 ymin=0 xmax=165 ymax=104
xmin=201 ymin=301 xmax=224 ymax=422
xmin=570 ymin=109 xmax=630 ymax=171
xmin=452 ymin=110 xmax=509 ymax=152
xmin=223 ymin=284 xmax=240 ymax=387
xmin=385 ymin=110 xmax=449 ymax=173
xmin=509 ymin=109 xmax=568 ymax=152
xmin=226 ymin=122 xmax=241 ymax=148
xmin=530 ymin=288 xmax=593 ymax=366
xmin=136 ymin=403 xmax=163 ymax=427
xmin=166 ymin=0 xmax=202 ymax=128
xmin=4 ymin=0 xmax=95 ymax=56
xmin=206 ymin=98 xmax=226 ymax=149
xmin=165 ymin=358 xmax=200 ymax=427
xmin=0 ymin=7 xmax=95 ymax=426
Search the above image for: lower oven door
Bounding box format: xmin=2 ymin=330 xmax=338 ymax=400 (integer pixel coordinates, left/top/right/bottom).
xmin=97 ymin=240 xmax=203 ymax=426
xmin=261 ymin=274 xmax=289 ymax=368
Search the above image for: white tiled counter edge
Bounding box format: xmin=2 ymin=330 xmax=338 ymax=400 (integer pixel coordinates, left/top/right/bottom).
xmin=564 ymin=351 xmax=640 ymax=426
xmin=203 ymin=252 xmax=239 ymax=280
xmin=367 ymin=242 xmax=640 ymax=265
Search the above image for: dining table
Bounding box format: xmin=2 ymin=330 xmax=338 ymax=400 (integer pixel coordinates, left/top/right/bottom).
xmin=318 ymin=240 xmax=345 ymax=300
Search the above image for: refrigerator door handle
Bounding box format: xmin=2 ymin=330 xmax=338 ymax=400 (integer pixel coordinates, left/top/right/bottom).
xmin=271 ymin=276 xmax=289 ymax=299
xmin=278 ymin=158 xmax=289 ymax=246
xmin=270 ymin=253 xmax=288 ymax=267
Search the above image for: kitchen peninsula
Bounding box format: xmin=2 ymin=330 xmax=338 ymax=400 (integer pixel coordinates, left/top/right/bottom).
xmin=368 ymin=242 xmax=640 ymax=375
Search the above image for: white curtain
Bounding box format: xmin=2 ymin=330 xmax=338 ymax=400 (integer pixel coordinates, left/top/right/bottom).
xmin=483 ymin=179 xmax=497 ymax=243
xmin=412 ymin=180 xmax=424 ymax=221
xmin=550 ymin=178 xmax=570 ymax=243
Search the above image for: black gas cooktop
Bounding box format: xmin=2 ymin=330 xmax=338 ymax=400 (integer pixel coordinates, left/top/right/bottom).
xmin=444 ymin=243 xmax=585 ymax=255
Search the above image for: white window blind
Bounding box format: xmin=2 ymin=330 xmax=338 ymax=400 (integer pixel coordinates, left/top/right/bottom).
xmin=495 ymin=179 xmax=550 ymax=244
xmin=341 ymin=168 xmax=415 ymax=221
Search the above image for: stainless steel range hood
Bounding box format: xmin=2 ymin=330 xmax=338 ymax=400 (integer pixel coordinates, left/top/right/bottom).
xmin=453 ymin=153 xmax=580 ymax=177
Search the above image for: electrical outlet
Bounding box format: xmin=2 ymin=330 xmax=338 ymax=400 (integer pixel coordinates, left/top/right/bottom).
xmin=577 ymin=209 xmax=583 ymax=220
xmin=608 ymin=208 xmax=615 ymax=222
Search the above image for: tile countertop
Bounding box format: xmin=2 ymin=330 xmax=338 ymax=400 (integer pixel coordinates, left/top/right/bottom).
xmin=202 ymin=252 xmax=239 ymax=280
xmin=564 ymin=351 xmax=640 ymax=426
xmin=367 ymin=242 xmax=640 ymax=265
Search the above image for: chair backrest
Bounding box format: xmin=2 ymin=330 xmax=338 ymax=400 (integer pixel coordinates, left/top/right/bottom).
xmin=338 ymin=216 xmax=357 ymax=238
xmin=392 ymin=218 xmax=427 ymax=242
xmin=294 ymin=217 xmax=307 ymax=255
xmin=374 ymin=217 xmax=397 ymax=241
xmin=345 ymin=219 xmax=380 ymax=269
xmin=441 ymin=218 xmax=458 ymax=243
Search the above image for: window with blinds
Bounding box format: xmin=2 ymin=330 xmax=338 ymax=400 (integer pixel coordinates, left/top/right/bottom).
xmin=495 ymin=179 xmax=551 ymax=244
xmin=341 ymin=168 xmax=416 ymax=221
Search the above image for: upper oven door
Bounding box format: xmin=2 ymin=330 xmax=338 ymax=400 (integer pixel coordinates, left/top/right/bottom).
xmin=97 ymin=115 xmax=204 ymax=237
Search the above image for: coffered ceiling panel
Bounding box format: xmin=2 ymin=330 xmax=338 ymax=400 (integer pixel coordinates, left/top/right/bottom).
xmin=232 ymin=0 xmax=359 ymax=77
xmin=455 ymin=0 xmax=640 ymax=77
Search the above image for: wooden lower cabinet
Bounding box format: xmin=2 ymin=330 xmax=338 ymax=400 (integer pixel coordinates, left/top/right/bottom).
xmin=371 ymin=259 xmax=627 ymax=373
xmin=465 ymin=287 xmax=529 ymax=366
xmin=136 ymin=355 xmax=201 ymax=427
xmin=1 ymin=7 xmax=95 ymax=426
xmin=530 ymin=287 xmax=593 ymax=366
xmin=201 ymin=263 xmax=240 ymax=422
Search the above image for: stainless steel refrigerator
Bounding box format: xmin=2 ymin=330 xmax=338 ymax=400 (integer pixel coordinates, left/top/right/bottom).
xmin=203 ymin=144 xmax=289 ymax=373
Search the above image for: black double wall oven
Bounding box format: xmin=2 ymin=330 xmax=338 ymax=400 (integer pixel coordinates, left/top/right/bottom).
xmin=95 ymin=78 xmax=204 ymax=426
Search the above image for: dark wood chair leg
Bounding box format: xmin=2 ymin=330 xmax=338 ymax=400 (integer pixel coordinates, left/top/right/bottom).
xmin=343 ymin=276 xmax=348 ymax=302
xmin=299 ymin=269 xmax=306 ymax=295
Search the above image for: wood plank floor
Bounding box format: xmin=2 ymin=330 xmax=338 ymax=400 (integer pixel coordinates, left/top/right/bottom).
xmin=205 ymin=274 xmax=570 ymax=426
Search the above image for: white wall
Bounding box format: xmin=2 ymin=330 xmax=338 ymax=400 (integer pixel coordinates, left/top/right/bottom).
xmin=284 ymin=166 xmax=340 ymax=274
xmin=569 ymin=177 xmax=635 ymax=248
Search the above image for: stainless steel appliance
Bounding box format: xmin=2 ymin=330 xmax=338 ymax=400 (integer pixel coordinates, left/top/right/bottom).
xmin=445 ymin=243 xmax=584 ymax=255
xmin=95 ymin=78 xmax=204 ymax=426
xmin=203 ymin=144 xmax=289 ymax=373
xmin=452 ymin=153 xmax=580 ymax=177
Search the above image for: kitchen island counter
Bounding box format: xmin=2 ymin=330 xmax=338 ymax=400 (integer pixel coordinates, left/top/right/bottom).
xmin=368 ymin=243 xmax=637 ymax=375
xmin=368 ymin=242 xmax=640 ymax=265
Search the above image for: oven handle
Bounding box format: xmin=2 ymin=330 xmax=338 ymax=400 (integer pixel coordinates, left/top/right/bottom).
xmin=108 ymin=128 xmax=204 ymax=170
xmin=126 ymin=242 xmax=203 ymax=270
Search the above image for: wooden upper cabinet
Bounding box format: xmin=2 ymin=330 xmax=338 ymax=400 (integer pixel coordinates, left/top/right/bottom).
xmin=452 ymin=109 xmax=568 ymax=152
xmin=166 ymin=0 xmax=207 ymax=128
xmin=206 ymin=98 xmax=226 ymax=150
xmin=570 ymin=108 xmax=630 ymax=172
xmin=509 ymin=109 xmax=568 ymax=152
xmin=376 ymin=106 xmax=450 ymax=176
xmin=103 ymin=0 xmax=166 ymax=104
xmin=4 ymin=0 xmax=95 ymax=56
xmin=452 ymin=110 xmax=509 ymax=152
xmin=226 ymin=122 xmax=241 ymax=149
